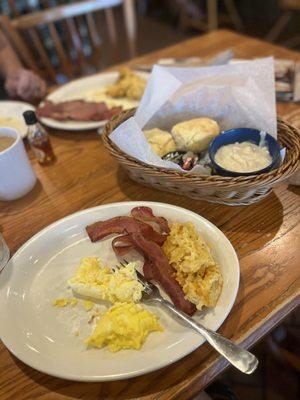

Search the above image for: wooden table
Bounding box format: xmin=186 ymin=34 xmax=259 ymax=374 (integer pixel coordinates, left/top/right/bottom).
xmin=0 ymin=30 xmax=299 ymax=400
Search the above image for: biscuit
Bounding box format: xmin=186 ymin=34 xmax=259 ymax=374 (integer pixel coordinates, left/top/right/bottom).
xmin=171 ymin=117 xmax=220 ymax=153
xmin=144 ymin=128 xmax=177 ymax=157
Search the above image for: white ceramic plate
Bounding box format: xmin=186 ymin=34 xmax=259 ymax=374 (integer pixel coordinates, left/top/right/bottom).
xmin=0 ymin=101 xmax=35 ymax=138
xmin=39 ymin=71 xmax=148 ymax=131
xmin=0 ymin=202 xmax=239 ymax=381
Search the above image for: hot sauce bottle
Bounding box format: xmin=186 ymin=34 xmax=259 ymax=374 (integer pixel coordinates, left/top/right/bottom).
xmin=23 ymin=110 xmax=55 ymax=164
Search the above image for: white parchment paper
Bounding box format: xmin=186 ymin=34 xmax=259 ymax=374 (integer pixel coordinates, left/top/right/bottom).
xmin=110 ymin=58 xmax=277 ymax=174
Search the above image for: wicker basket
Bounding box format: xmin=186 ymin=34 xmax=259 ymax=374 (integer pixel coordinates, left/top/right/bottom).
xmin=102 ymin=109 xmax=300 ymax=205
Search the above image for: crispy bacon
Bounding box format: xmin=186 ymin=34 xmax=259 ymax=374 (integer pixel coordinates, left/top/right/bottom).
xmin=86 ymin=216 xmax=166 ymax=246
xmin=131 ymin=206 xmax=170 ymax=234
xmin=111 ymin=235 xmax=156 ymax=280
xmin=143 ymin=259 xmax=155 ymax=280
xmin=111 ymin=234 xmax=134 ymax=256
xmin=86 ymin=210 xmax=196 ymax=316
xmin=129 ymin=230 xmax=196 ymax=315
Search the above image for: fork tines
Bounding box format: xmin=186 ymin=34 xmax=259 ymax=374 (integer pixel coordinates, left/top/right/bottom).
xmin=119 ymin=259 xmax=153 ymax=292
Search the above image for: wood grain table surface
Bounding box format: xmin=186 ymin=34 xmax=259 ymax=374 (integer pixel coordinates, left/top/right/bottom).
xmin=0 ymin=30 xmax=299 ymax=400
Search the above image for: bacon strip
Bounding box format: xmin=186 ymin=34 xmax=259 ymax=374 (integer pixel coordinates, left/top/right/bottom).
xmin=86 ymin=216 xmax=166 ymax=246
xmin=143 ymin=259 xmax=155 ymax=280
xmin=111 ymin=235 xmax=134 ymax=256
xmin=111 ymin=234 xmax=156 ymax=281
xmin=86 ymin=212 xmax=196 ymax=316
xmin=129 ymin=230 xmax=196 ymax=315
xmin=131 ymin=206 xmax=170 ymax=234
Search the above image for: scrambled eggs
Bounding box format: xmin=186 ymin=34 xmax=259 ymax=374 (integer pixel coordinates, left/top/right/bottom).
xmin=53 ymin=298 xmax=78 ymax=307
xmin=163 ymin=222 xmax=223 ymax=310
xmin=83 ymin=300 xmax=94 ymax=311
xmin=68 ymin=258 xmax=143 ymax=304
xmin=53 ymin=258 xmax=163 ymax=352
xmin=86 ymin=302 xmax=163 ymax=352
xmin=84 ymin=90 xmax=137 ymax=110
xmin=105 ymin=68 xmax=146 ymax=100
xmin=163 ymin=222 xmax=216 ymax=275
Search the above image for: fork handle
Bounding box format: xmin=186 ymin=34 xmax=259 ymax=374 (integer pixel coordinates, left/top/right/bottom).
xmin=160 ymin=299 xmax=258 ymax=374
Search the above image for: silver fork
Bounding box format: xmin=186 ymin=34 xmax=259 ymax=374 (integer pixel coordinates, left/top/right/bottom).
xmin=119 ymin=261 xmax=258 ymax=374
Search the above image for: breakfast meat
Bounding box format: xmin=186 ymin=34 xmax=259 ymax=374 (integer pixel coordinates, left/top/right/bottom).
xmin=112 ymin=234 xmax=134 ymax=256
xmin=128 ymin=228 xmax=196 ymax=315
xmin=112 ymin=233 xmax=160 ymax=280
xmin=143 ymin=259 xmax=155 ymax=280
xmin=36 ymin=100 xmax=122 ymax=122
xmin=87 ymin=216 xmax=166 ymax=246
xmin=86 ymin=207 xmax=196 ymax=316
xmin=130 ymin=206 xmax=170 ymax=234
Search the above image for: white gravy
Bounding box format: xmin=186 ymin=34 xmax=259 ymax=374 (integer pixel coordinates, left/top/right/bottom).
xmin=215 ymin=141 xmax=272 ymax=173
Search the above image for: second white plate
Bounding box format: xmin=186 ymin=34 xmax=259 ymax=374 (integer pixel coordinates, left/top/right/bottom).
xmin=40 ymin=71 xmax=148 ymax=131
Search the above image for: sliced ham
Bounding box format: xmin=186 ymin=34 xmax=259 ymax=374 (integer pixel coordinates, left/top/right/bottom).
xmin=36 ymin=100 xmax=122 ymax=122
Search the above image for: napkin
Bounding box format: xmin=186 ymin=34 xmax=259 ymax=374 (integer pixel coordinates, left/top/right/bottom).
xmin=110 ymin=57 xmax=277 ymax=174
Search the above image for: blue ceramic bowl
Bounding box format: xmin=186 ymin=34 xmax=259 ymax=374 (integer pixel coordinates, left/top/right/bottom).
xmin=209 ymin=128 xmax=281 ymax=177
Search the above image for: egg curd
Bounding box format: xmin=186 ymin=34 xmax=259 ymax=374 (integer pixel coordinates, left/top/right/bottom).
xmin=53 ymin=298 xmax=78 ymax=307
xmin=86 ymin=302 xmax=163 ymax=352
xmin=52 ymin=258 xmax=163 ymax=352
xmin=68 ymin=258 xmax=143 ymax=303
xmin=163 ymin=222 xmax=223 ymax=310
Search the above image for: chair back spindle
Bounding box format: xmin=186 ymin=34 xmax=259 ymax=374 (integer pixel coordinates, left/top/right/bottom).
xmin=0 ymin=0 xmax=137 ymax=82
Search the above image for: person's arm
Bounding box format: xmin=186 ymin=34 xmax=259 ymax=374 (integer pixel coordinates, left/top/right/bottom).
xmin=0 ymin=30 xmax=23 ymax=76
xmin=0 ymin=30 xmax=46 ymax=101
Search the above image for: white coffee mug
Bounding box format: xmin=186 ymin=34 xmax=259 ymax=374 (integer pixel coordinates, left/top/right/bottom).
xmin=0 ymin=127 xmax=37 ymax=201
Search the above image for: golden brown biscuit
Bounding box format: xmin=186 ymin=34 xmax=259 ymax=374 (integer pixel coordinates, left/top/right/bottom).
xmin=171 ymin=117 xmax=220 ymax=153
xmin=144 ymin=128 xmax=177 ymax=157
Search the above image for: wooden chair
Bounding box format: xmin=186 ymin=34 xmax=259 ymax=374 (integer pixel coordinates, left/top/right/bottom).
xmin=265 ymin=0 xmax=300 ymax=46
xmin=179 ymin=0 xmax=244 ymax=33
xmin=0 ymin=0 xmax=137 ymax=83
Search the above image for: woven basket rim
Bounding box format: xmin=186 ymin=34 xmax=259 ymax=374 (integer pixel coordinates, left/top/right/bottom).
xmin=102 ymin=108 xmax=300 ymax=185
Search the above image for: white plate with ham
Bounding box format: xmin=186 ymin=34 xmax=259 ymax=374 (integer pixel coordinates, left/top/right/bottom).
xmin=0 ymin=202 xmax=239 ymax=381
xmin=37 ymin=71 xmax=148 ymax=131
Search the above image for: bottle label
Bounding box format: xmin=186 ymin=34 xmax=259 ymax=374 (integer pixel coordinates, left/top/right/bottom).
xmin=32 ymin=147 xmax=46 ymax=162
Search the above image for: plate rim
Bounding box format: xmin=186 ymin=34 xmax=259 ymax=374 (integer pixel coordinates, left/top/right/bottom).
xmin=0 ymin=201 xmax=240 ymax=381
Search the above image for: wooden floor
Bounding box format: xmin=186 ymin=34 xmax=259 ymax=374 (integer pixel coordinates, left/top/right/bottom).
xmin=213 ymin=308 xmax=300 ymax=400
